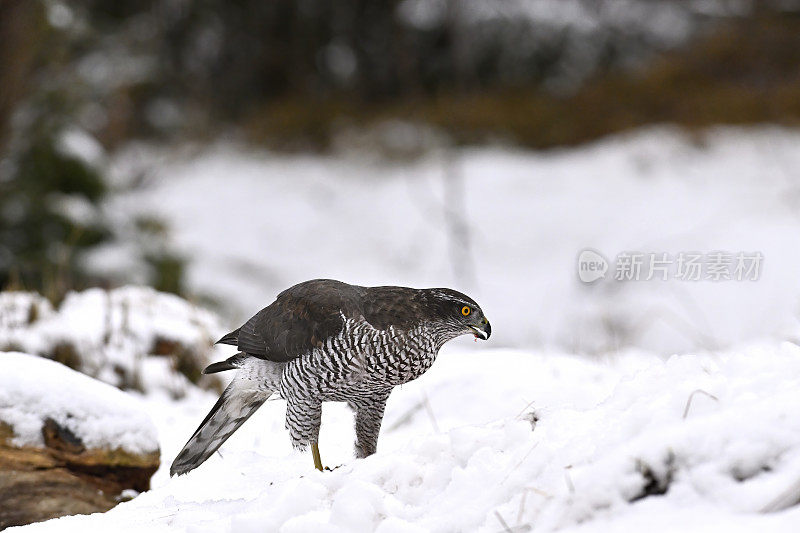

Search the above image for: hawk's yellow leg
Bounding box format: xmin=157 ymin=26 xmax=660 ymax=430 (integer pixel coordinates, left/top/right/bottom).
xmin=311 ymin=442 xmax=324 ymax=471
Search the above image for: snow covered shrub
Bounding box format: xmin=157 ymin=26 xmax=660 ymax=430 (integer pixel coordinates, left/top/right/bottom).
xmin=0 ymin=287 xmax=228 ymax=397
xmin=0 ymin=292 xmax=54 ymax=331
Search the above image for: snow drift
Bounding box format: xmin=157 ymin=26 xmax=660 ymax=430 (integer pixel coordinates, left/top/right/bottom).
xmin=14 ymin=343 xmax=800 ymax=532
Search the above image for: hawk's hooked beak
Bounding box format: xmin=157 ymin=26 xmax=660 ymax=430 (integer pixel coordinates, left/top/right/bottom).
xmin=469 ymin=318 xmax=491 ymax=340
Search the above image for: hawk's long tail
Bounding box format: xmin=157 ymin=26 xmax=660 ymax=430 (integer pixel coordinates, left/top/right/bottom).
xmin=170 ymin=357 xmax=274 ymax=476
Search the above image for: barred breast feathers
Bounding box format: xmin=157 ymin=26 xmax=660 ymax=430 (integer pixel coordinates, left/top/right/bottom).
xmin=281 ymin=311 xmax=444 ymax=397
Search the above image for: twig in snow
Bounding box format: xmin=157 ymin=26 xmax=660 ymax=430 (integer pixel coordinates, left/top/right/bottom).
xmin=494 ymin=510 xmax=513 ymax=533
xmin=564 ymin=466 xmax=575 ymax=493
xmin=515 ymin=487 xmax=552 ymax=528
xmin=442 ymin=153 xmax=475 ymax=288
xmin=501 ymin=442 xmax=539 ymax=484
xmin=516 ymin=489 xmax=528 ymax=525
xmin=514 ymin=399 xmax=536 ymax=420
xmin=385 ymin=398 xmax=426 ymax=432
xmin=387 ymin=390 xmax=441 ymax=433
xmin=525 ymin=486 xmax=553 ymax=498
xmin=422 ymin=389 xmax=441 ymax=433
xmin=682 ymin=389 xmax=719 ymax=419
xmin=761 ymin=476 xmax=800 ymax=513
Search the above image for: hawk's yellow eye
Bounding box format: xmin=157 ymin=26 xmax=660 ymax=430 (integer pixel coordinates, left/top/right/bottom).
xmin=461 ymin=306 xmax=471 ymax=316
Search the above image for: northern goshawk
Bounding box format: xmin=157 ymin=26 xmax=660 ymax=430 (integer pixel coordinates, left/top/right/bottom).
xmin=170 ymin=279 xmax=491 ymax=475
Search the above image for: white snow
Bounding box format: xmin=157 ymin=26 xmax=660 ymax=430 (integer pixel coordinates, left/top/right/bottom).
xmin=11 ymin=342 xmax=800 ymax=532
xmin=11 ymin=125 xmax=800 ymax=530
xmin=102 ymin=126 xmax=800 ymax=355
xmin=0 ymin=292 xmax=55 ymax=330
xmin=0 ymin=287 xmax=227 ymax=396
xmin=0 ymin=351 xmax=158 ymax=454
xmin=57 ymin=127 xmax=106 ymax=168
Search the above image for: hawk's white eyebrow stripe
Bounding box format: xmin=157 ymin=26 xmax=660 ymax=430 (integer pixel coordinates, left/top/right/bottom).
xmin=428 ymin=290 xmax=471 ymax=306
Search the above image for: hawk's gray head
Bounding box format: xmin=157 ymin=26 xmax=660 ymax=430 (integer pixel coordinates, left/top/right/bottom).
xmin=425 ymin=288 xmax=491 ymax=340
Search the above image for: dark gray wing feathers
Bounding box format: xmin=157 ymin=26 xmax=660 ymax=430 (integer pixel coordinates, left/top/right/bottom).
xmin=236 ymin=315 xmax=270 ymax=357
xmin=216 ymin=328 xmax=241 ymax=346
xmin=209 ymin=279 xmax=427 ymax=364
xmin=218 ymin=279 xmax=363 ymax=363
xmin=203 ymin=352 xmax=248 ymax=374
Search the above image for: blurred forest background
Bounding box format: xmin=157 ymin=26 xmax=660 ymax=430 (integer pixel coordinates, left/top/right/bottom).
xmin=2 ymin=0 xmax=800 ymax=304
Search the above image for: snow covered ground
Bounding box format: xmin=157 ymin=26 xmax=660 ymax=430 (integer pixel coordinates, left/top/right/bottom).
xmin=12 ymin=341 xmax=800 ymax=532
xmin=12 ymin=126 xmax=800 ymax=531
xmin=98 ymin=126 xmax=800 ymax=356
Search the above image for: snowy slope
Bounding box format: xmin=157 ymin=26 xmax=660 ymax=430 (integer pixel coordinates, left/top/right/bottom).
xmin=13 ymin=342 xmax=800 ymax=532
xmin=0 ymin=352 xmax=157 ymax=454
xmin=99 ymin=126 xmax=800 ymax=356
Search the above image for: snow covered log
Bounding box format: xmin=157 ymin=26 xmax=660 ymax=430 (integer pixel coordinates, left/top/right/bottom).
xmin=0 ymin=352 xmax=160 ymax=529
